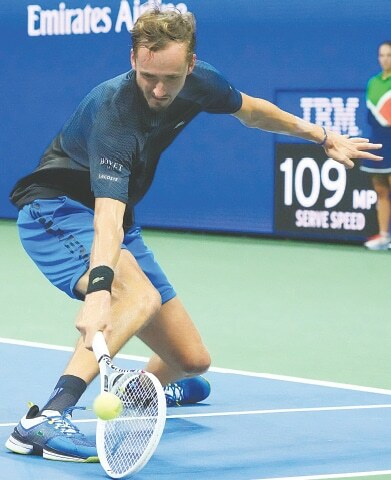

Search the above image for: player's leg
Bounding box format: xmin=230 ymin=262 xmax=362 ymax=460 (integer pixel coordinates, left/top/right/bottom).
xmin=364 ymin=174 xmax=391 ymax=249
xmin=137 ymin=296 xmax=212 ymax=406
xmin=120 ymin=227 xmax=211 ymax=404
xmin=6 ymin=198 xmax=161 ymax=461
xmin=6 ymin=198 xmax=100 ymax=461
xmin=138 ymin=296 xmax=210 ymax=384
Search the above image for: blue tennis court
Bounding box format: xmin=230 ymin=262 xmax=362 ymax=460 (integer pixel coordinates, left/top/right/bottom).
xmin=2 ymin=338 xmax=391 ymax=480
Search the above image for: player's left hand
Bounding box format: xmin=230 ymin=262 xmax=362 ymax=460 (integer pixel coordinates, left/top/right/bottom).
xmin=323 ymin=132 xmax=383 ymax=169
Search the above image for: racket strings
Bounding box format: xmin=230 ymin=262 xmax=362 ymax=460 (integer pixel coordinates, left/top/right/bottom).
xmin=103 ymin=373 xmax=160 ymax=475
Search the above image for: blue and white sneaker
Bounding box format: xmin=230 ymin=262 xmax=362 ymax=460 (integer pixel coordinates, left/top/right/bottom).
xmin=164 ymin=376 xmax=211 ymax=407
xmin=5 ymin=404 xmax=99 ymax=462
xmin=108 ymin=373 xmax=211 ymax=407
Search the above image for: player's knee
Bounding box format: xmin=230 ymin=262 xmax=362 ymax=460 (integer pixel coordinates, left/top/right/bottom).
xmin=181 ymin=349 xmax=211 ymax=376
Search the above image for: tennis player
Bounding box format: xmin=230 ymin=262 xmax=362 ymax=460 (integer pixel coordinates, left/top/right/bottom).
xmin=6 ymin=8 xmax=382 ymax=463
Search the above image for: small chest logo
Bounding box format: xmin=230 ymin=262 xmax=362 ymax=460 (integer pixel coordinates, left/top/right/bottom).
xmin=100 ymin=157 xmax=123 ymax=173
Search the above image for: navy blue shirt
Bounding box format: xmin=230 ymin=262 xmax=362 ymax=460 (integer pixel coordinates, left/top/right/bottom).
xmin=11 ymin=60 xmax=242 ymax=229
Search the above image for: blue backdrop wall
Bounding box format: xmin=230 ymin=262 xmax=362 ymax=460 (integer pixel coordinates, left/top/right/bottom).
xmin=1 ymin=0 xmax=390 ymax=240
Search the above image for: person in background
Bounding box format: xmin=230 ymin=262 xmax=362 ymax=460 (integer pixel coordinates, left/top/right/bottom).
xmin=361 ymin=41 xmax=391 ymax=250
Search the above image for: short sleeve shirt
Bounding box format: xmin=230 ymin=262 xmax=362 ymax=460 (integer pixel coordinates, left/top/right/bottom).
xmin=10 ymin=60 xmax=243 ymax=227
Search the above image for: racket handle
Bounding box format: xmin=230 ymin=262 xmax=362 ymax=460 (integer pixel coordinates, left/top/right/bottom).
xmin=92 ymin=331 xmax=111 ymax=362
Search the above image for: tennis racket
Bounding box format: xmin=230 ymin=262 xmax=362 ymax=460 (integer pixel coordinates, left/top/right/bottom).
xmin=92 ymin=331 xmax=166 ymax=478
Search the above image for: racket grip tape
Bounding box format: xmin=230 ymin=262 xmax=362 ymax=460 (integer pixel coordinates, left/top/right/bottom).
xmin=92 ymin=331 xmax=111 ymax=362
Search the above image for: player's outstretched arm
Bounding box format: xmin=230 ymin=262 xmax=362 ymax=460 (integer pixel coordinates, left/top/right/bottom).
xmin=232 ymin=92 xmax=383 ymax=169
xmin=76 ymin=197 xmax=126 ymax=349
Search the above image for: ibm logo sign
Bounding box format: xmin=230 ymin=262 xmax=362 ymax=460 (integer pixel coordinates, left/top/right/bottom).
xmin=300 ymin=97 xmax=360 ymax=136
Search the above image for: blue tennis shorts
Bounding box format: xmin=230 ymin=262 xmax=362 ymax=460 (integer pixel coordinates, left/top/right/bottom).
xmin=17 ymin=196 xmax=176 ymax=303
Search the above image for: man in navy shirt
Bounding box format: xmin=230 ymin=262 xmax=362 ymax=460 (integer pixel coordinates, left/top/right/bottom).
xmin=7 ymin=8 xmax=382 ymax=463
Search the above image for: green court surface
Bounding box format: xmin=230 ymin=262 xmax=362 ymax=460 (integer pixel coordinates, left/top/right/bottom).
xmin=1 ymin=218 xmax=391 ymax=480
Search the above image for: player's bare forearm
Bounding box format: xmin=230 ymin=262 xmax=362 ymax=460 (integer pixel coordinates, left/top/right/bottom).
xmin=77 ymin=197 xmax=126 ymax=348
xmin=232 ymin=93 xmax=324 ymax=140
xmin=232 ymin=92 xmax=383 ymax=169
xmin=89 ymin=197 xmax=126 ymax=270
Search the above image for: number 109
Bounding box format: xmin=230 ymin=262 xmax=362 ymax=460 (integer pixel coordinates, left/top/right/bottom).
xmin=279 ymin=157 xmax=347 ymax=209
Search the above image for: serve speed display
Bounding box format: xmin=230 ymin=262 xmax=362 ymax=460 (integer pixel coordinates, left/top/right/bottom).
xmin=274 ymin=144 xmax=378 ymax=241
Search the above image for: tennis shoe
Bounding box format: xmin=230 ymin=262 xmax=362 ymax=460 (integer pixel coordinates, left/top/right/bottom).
xmin=5 ymin=404 xmax=99 ymax=462
xmin=108 ymin=373 xmax=211 ymax=407
xmin=108 ymin=373 xmax=153 ymax=409
xmin=364 ymin=234 xmax=390 ymax=250
xmin=164 ymin=376 xmax=211 ymax=407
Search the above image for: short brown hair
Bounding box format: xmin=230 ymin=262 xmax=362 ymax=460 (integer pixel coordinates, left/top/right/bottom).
xmin=131 ymin=8 xmax=196 ymax=63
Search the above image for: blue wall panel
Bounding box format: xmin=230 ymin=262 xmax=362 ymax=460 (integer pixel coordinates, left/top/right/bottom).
xmin=1 ymin=0 xmax=390 ymax=238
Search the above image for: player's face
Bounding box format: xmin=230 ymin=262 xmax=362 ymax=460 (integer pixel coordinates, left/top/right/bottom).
xmin=131 ymin=42 xmax=195 ymax=111
xmin=378 ymin=44 xmax=391 ymax=73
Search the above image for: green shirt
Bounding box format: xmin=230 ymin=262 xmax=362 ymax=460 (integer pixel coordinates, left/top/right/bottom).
xmin=366 ymin=72 xmax=391 ymax=127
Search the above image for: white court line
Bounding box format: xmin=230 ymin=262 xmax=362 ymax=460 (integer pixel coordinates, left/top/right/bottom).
xmin=210 ymin=366 xmax=391 ymax=397
xmin=2 ymin=403 xmax=391 ymax=428
xmin=166 ymin=403 xmax=391 ymax=419
xmin=0 ymin=336 xmax=148 ymax=362
xmin=1 ymin=336 xmax=391 ymax=396
xmin=252 ymin=469 xmax=391 ymax=479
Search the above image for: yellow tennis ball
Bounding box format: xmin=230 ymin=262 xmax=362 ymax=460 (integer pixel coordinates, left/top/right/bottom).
xmin=93 ymin=392 xmax=123 ymax=420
